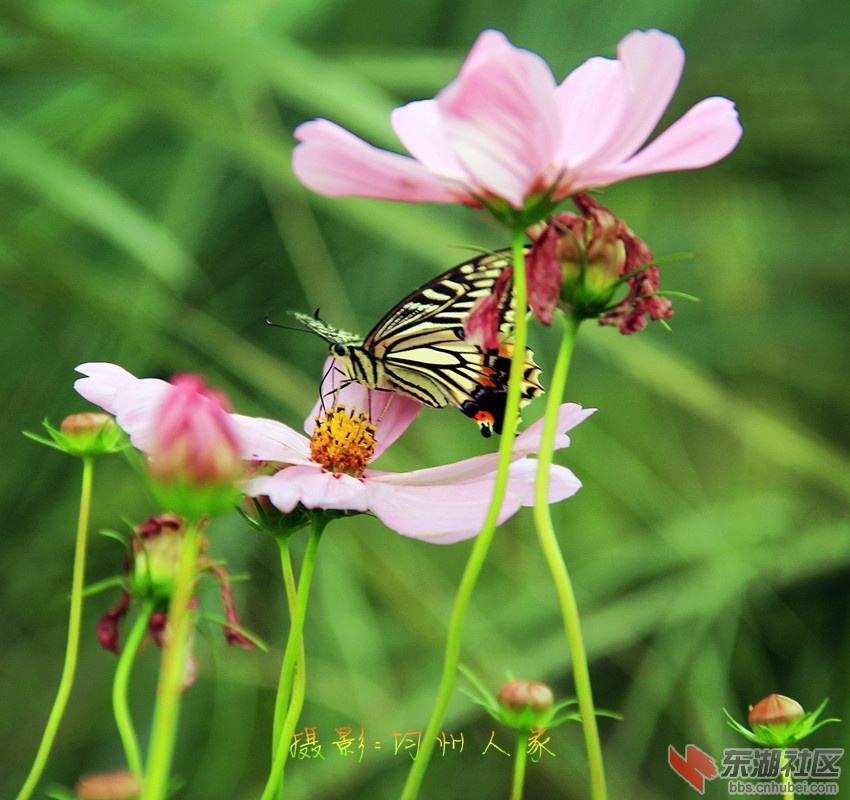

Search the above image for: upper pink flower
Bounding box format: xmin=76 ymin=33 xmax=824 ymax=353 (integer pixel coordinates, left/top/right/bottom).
xmin=74 ymin=362 xmax=593 ymax=544
xmin=292 ymin=29 xmax=742 ymax=212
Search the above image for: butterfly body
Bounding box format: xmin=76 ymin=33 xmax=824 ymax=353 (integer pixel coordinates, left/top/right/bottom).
xmin=290 ymin=252 xmax=543 ymax=436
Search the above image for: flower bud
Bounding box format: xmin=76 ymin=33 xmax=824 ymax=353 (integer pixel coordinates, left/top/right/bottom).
xmin=554 ymin=199 xmax=625 ymax=300
xmin=725 ymin=694 xmax=838 ymax=747
xmin=130 ymin=514 xmax=193 ymax=601
xmin=61 ymin=411 xmax=115 ymax=439
xmin=748 ymin=694 xmax=805 ymax=741
xmin=28 ymin=412 xmax=125 ymax=458
xmin=147 ymin=374 xmax=244 ymax=517
xmin=497 ymin=679 xmax=554 ymax=730
xmin=149 ymin=374 xmax=243 ymax=484
xmin=75 ymin=769 xmax=140 ymax=800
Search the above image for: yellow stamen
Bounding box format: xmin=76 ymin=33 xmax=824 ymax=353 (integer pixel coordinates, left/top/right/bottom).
xmin=310 ymin=406 xmax=377 ymax=477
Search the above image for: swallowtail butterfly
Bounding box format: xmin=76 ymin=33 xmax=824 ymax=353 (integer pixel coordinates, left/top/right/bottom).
xmin=290 ymin=251 xmax=543 ymax=437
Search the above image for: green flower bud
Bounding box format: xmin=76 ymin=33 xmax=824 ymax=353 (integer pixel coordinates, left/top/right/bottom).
xmin=26 ymin=412 xmax=126 ymax=458
xmin=748 ymin=694 xmax=805 ymax=742
xmin=497 ymin=679 xmax=555 ymax=731
xmin=725 ymin=695 xmax=840 ymax=747
xmin=75 ymin=769 xmax=140 ymax=800
xmin=130 ymin=513 xmax=196 ymax=601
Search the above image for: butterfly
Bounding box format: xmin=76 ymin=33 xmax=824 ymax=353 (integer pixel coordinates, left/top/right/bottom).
xmin=289 ymin=250 xmax=543 ymax=437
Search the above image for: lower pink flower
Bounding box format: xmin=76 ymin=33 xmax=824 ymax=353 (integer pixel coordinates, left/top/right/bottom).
xmin=74 ymin=362 xmax=594 ymax=544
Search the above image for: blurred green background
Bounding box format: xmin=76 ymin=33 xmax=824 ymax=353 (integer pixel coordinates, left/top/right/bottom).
xmin=2 ymin=0 xmax=849 ymax=798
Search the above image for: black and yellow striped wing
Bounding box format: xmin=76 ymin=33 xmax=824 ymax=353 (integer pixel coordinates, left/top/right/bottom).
xmin=292 ymin=251 xmax=543 ymax=436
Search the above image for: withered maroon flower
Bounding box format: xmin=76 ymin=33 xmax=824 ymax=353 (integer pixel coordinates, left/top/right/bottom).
xmin=98 ymin=514 xmax=254 ymax=688
xmin=465 ymin=193 xmax=673 ymax=346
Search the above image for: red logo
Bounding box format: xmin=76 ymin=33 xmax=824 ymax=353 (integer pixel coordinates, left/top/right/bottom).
xmin=668 ymin=744 xmax=718 ymax=793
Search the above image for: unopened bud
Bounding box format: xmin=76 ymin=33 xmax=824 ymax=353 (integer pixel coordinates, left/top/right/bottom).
xmin=131 ymin=514 xmax=191 ymax=600
xmin=497 ymin=679 xmax=554 ymax=730
xmin=75 ymin=769 xmax=140 ymax=800
xmin=31 ymin=412 xmax=125 ymax=457
xmin=748 ymin=694 xmax=805 ymax=740
xmin=61 ymin=412 xmax=115 ymax=438
xmin=145 ymin=374 xmax=244 ymax=517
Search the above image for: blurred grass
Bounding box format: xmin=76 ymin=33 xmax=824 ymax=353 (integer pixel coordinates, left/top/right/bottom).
xmin=1 ymin=1 xmax=849 ymax=798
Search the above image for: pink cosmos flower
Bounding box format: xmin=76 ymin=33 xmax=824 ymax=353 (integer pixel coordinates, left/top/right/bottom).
xmin=74 ymin=362 xmax=593 ymax=544
xmin=292 ymin=29 xmax=742 ymax=212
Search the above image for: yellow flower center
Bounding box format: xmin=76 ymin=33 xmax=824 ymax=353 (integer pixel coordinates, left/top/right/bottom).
xmin=310 ymin=406 xmax=377 ymax=477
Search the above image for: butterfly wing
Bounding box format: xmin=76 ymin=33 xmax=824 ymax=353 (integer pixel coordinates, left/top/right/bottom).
xmin=358 ymin=251 xmax=543 ymax=435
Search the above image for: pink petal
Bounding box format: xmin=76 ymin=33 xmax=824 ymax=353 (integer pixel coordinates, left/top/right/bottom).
xmin=230 ymin=414 xmax=312 ymax=463
xmin=247 ymin=466 xmax=378 ymax=513
xmin=577 ymin=30 xmax=685 ymax=173
xmin=242 ymin=472 xmax=302 ymax=513
xmin=368 ymin=468 xmax=532 ymax=544
xmin=74 ymin=362 xmax=140 ymax=414
xmin=576 ymin=97 xmax=743 ymax=187
xmin=437 ymin=30 xmax=561 ymax=208
xmin=513 ymin=404 xmax=596 ymax=457
xmin=391 ymin=100 xmax=469 ymax=179
xmin=369 ymin=403 xmax=593 ymax=487
xmin=292 ymin=119 xmax=473 ymax=203
xmin=367 ymin=452 xmax=502 ymax=487
xmin=370 ymin=395 xmax=422 ymax=457
xmin=516 ymin=463 xmax=583 ymax=506
xmin=111 ymin=379 xmax=174 ymax=452
xmin=555 ymin=56 xmax=628 ymax=175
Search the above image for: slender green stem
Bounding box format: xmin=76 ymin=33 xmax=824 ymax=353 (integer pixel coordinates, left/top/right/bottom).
xmin=532 ymin=313 xmax=607 ymax=800
xmin=272 ymin=536 xmax=304 ymax=758
xmin=261 ymin=520 xmax=324 ymax=800
xmin=142 ymin=519 xmax=202 ymax=800
xmin=271 ymin=537 xmax=305 ymax=800
xmin=780 ymin=748 xmax=794 ymax=800
xmin=273 ymin=649 xmax=308 ymax=783
xmin=16 ymin=457 xmax=95 ymax=800
xmin=400 ymin=228 xmax=529 ymax=800
xmin=113 ymin=602 xmax=154 ymax=780
xmin=510 ymin=730 xmax=529 ymax=800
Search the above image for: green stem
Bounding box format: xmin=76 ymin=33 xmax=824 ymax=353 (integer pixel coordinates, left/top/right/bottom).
xmin=141 ymin=519 xmax=202 ymax=800
xmin=510 ymin=730 xmax=529 ymax=800
xmin=272 ymin=536 xmax=304 ymax=758
xmin=400 ymin=228 xmax=529 ymax=800
xmin=16 ymin=457 xmax=95 ymax=800
xmin=261 ymin=519 xmax=324 ymax=800
xmin=271 ymin=537 xmax=305 ymax=800
xmin=532 ymin=313 xmax=607 ymax=800
xmin=780 ymin=748 xmax=794 ymax=800
xmin=113 ymin=602 xmax=154 ymax=780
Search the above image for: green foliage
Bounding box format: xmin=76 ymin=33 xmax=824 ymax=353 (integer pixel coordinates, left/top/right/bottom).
xmin=1 ymin=1 xmax=848 ymax=798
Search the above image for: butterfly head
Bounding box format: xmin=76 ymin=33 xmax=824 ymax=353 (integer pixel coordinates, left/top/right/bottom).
xmin=288 ymin=311 xmax=362 ymax=360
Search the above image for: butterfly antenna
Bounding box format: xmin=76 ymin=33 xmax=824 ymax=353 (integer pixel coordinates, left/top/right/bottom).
xmin=264 ymin=314 xmax=308 ymax=333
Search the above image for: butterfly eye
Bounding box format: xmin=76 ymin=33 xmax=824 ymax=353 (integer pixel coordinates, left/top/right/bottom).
xmin=332 ymin=343 xmax=348 ymax=357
